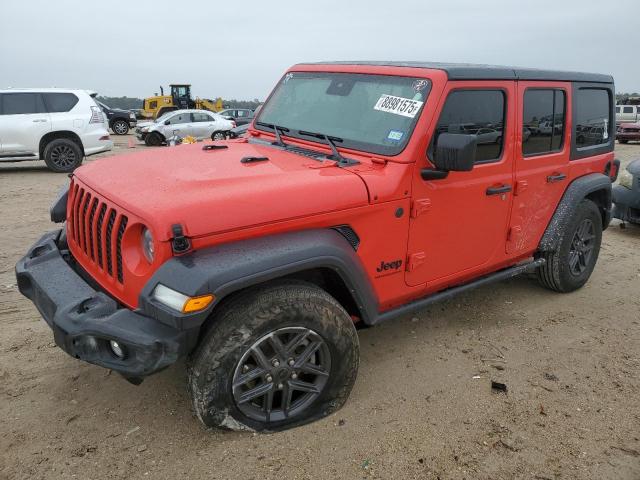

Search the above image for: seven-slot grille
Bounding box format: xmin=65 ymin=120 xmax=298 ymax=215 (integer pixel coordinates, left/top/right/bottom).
xmin=68 ymin=182 xmax=129 ymax=284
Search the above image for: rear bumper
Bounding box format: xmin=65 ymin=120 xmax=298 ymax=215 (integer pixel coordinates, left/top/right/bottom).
xmin=15 ymin=230 xmax=190 ymax=379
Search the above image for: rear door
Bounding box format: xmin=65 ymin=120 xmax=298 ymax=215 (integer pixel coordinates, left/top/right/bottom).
xmin=621 ymin=105 xmax=635 ymax=123
xmin=191 ymin=112 xmax=217 ymax=139
xmin=507 ymin=82 xmax=570 ymax=255
xmin=0 ymin=92 xmax=50 ymax=156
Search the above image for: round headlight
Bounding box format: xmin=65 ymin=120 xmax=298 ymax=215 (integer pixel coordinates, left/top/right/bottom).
xmin=141 ymin=227 xmax=154 ymax=263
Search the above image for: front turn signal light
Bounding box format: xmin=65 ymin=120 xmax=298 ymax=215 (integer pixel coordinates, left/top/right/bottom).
xmin=182 ymin=294 xmax=215 ymax=313
xmin=152 ymin=284 xmax=215 ymax=314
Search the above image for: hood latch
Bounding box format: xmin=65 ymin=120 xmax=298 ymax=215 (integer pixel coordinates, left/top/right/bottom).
xmin=171 ymin=224 xmax=191 ymax=254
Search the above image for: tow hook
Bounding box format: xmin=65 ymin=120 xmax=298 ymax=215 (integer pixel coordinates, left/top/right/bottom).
xmin=171 ymin=224 xmax=191 ymax=254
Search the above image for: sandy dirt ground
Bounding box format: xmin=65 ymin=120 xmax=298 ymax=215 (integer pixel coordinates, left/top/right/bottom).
xmin=1 ymin=136 xmax=639 ymax=480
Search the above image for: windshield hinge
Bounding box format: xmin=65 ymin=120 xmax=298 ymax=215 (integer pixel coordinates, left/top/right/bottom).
xmin=171 ymin=224 xmax=191 ymax=254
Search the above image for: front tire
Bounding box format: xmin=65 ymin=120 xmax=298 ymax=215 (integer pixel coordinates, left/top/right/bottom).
xmin=144 ymin=131 xmax=164 ymax=147
xmin=43 ymin=138 xmax=83 ymax=173
xmin=111 ymin=119 xmax=129 ymax=135
xmin=536 ymin=199 xmax=602 ymax=292
xmin=188 ymin=281 xmax=359 ymax=432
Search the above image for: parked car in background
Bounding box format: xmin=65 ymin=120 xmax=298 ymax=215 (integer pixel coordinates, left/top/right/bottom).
xmin=615 ymin=104 xmax=640 ymax=125
xmin=0 ymin=88 xmax=112 ymax=172
xmin=616 ymin=122 xmax=640 ymax=143
xmin=227 ymin=105 xmax=261 ymax=138
xmin=135 ymin=109 xmax=234 ymax=146
xmin=218 ymin=108 xmax=254 ymax=125
xmin=96 ymin=100 xmax=137 ymax=135
xmin=613 ymin=159 xmax=640 ymax=224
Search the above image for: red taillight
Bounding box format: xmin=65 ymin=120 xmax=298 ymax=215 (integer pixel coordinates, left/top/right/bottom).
xmin=99 ymin=135 xmax=110 ymax=141
xmin=89 ymin=106 xmax=104 ymax=124
xmin=231 ymin=121 xmax=237 ymax=128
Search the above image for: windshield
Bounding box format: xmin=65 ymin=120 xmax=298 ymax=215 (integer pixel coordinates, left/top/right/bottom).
xmin=256 ymin=72 xmax=430 ymax=156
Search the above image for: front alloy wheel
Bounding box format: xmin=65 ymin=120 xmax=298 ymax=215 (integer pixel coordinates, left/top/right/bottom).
xmin=188 ymin=281 xmax=359 ymax=432
xmin=232 ymin=327 xmax=331 ymax=423
xmin=112 ymin=119 xmax=129 ymax=135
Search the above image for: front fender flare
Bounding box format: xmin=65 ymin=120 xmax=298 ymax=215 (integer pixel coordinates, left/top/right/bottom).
xmin=138 ymin=229 xmax=379 ymax=328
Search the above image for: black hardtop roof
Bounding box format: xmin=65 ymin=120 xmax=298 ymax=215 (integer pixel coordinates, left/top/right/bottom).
xmin=298 ymin=61 xmax=613 ymax=84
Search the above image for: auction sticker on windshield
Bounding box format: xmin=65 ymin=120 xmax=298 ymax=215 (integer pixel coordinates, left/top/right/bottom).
xmin=374 ymin=94 xmax=423 ymax=118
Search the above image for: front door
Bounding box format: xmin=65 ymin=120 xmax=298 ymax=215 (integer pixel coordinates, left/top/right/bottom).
xmin=405 ymin=82 xmax=515 ymax=288
xmin=0 ymin=92 xmax=51 ymax=156
xmin=507 ymin=82 xmax=570 ymax=255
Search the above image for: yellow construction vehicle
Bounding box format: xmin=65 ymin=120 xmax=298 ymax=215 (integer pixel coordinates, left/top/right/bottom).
xmin=140 ymin=84 xmax=224 ymax=119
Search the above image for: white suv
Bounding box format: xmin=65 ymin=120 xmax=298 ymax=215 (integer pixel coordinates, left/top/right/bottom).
xmin=0 ymin=89 xmax=113 ymax=172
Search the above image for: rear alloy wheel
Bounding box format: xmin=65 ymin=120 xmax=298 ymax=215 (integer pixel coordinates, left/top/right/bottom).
xmin=536 ymin=199 xmax=602 ymax=292
xmin=211 ymin=131 xmax=226 ymax=141
xmin=43 ymin=138 xmax=83 ymax=173
xmin=188 ymin=281 xmax=359 ymax=432
xmin=111 ymin=119 xmax=129 ymax=135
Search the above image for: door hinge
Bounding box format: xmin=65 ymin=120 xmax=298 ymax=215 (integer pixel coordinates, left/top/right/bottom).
xmin=411 ymin=198 xmax=431 ymax=218
xmin=406 ymin=252 xmax=426 ymax=272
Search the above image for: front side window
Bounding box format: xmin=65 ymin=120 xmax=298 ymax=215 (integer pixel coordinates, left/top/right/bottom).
xmin=575 ymin=88 xmax=611 ymax=149
xmin=523 ymin=89 xmax=565 ymax=156
xmin=1 ymin=92 xmax=46 ymax=115
xmin=431 ymin=90 xmax=505 ymax=163
xmin=256 ymin=72 xmax=431 ymax=156
xmin=166 ymin=113 xmax=191 ymax=124
xmin=43 ymin=93 xmax=79 ymax=113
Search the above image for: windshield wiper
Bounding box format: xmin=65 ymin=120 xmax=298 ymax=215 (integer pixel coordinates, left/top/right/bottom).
xmin=298 ymin=130 xmax=359 ymax=166
xmin=256 ymin=122 xmax=289 ymax=147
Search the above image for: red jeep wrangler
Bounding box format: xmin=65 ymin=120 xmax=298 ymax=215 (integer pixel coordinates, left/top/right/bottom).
xmin=16 ymin=62 xmax=619 ymax=432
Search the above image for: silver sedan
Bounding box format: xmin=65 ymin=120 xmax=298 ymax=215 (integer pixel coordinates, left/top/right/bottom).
xmin=136 ymin=109 xmax=235 ymax=146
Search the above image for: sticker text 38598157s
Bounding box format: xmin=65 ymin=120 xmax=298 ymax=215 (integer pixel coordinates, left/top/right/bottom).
xmin=374 ymin=94 xmax=424 ymax=118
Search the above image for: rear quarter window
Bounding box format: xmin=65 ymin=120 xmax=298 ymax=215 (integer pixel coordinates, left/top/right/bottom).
xmin=43 ymin=93 xmax=79 ymax=113
xmin=575 ymin=88 xmax=611 ymax=149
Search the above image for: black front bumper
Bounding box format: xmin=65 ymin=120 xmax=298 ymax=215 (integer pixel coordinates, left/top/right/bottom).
xmin=15 ymin=230 xmax=190 ymax=379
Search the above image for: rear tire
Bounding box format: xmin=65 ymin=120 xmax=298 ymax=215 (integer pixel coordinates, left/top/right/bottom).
xmin=211 ymin=131 xmax=226 ymax=141
xmin=188 ymin=281 xmax=359 ymax=432
xmin=43 ymin=138 xmax=83 ymax=173
xmin=111 ymin=119 xmax=129 ymax=135
xmin=536 ymin=199 xmax=602 ymax=292
xmin=144 ymin=132 xmax=164 ymax=147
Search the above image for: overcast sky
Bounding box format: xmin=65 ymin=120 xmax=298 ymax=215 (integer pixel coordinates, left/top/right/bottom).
xmin=1 ymin=0 xmax=637 ymax=100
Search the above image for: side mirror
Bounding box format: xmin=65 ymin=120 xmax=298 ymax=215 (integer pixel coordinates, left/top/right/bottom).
xmin=422 ymin=133 xmax=477 ymax=180
xmin=164 ymin=120 xmax=170 ymax=125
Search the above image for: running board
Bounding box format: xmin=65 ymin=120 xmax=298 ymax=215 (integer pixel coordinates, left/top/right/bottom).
xmin=371 ymin=258 xmax=546 ymax=325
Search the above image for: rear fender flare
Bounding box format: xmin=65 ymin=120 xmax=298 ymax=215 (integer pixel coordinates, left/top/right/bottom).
xmin=538 ymin=173 xmax=612 ymax=252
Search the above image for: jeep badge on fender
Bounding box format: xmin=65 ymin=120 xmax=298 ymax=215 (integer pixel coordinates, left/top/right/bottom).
xmin=16 ymin=61 xmax=616 ymax=432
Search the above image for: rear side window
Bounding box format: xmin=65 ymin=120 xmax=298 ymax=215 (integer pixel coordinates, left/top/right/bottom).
xmin=1 ymin=92 xmax=46 ymax=115
xmin=432 ymin=90 xmax=505 ymax=163
xmin=575 ymin=88 xmax=611 ymax=149
xmin=623 ymin=106 xmax=634 ymax=114
xmin=43 ymin=93 xmax=79 ymax=112
xmin=192 ymin=112 xmax=213 ymax=122
xmin=522 ymin=89 xmax=565 ymax=156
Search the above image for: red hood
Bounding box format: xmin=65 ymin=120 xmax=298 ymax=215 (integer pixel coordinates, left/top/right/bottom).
xmin=74 ymin=140 xmax=370 ymax=240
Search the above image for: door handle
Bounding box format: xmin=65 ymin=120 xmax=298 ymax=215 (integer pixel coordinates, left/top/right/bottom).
xmin=486 ymin=184 xmax=512 ymax=196
xmin=32 ymin=119 xmax=46 ymax=122
xmin=547 ymin=173 xmax=567 ymax=183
